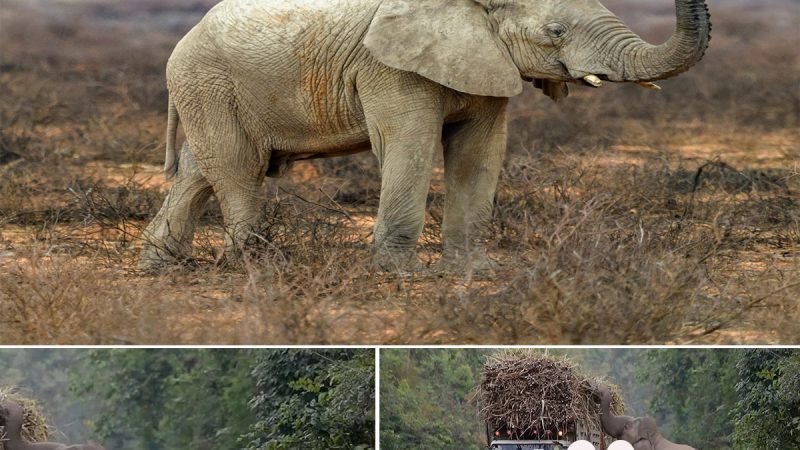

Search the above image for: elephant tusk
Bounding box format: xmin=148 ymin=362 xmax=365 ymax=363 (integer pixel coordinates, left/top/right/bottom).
xmin=583 ymin=74 xmax=603 ymax=87
xmin=636 ymin=81 xmax=662 ymax=90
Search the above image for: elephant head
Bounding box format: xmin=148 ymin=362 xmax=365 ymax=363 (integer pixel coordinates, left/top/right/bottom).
xmin=621 ymin=417 xmax=658 ymax=450
xmin=592 ymin=385 xmax=636 ymax=439
xmin=365 ymin=0 xmax=710 ymax=101
xmin=589 ymin=389 xmax=697 ymax=450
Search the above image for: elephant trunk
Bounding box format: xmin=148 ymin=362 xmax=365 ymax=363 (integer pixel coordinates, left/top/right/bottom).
xmin=596 ymin=387 xmax=632 ymax=439
xmin=606 ymin=0 xmax=711 ymax=82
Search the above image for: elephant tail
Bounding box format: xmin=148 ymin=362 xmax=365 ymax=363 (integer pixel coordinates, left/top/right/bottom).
xmin=164 ymin=96 xmax=179 ymax=179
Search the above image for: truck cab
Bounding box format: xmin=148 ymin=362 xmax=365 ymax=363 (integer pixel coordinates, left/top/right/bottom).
xmin=486 ymin=421 xmax=606 ymax=450
xmin=489 ymin=439 xmax=571 ymax=450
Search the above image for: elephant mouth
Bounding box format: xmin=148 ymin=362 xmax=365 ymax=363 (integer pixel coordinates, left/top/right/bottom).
xmin=524 ymin=73 xmax=661 ymax=90
xmin=571 ymin=71 xmax=663 ymax=90
xmin=522 ymin=74 xmax=608 ymax=88
xmin=581 ymin=74 xmax=606 ymax=87
xmin=557 ymin=61 xmax=608 ymax=88
xmin=557 ymin=62 xmax=664 ymax=90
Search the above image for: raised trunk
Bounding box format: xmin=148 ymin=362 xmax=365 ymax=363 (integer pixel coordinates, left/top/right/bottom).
xmin=597 ymin=388 xmax=635 ymax=439
xmin=610 ymin=0 xmax=711 ymax=81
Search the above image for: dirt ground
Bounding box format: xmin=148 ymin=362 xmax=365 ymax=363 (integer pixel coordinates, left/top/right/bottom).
xmin=1 ymin=0 xmax=798 ymax=344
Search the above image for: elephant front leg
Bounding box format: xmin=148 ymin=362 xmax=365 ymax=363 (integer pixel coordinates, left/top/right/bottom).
xmin=365 ymin=111 xmax=443 ymax=271
xmin=372 ymin=142 xmax=439 ymax=271
xmin=440 ymin=99 xmax=508 ymax=272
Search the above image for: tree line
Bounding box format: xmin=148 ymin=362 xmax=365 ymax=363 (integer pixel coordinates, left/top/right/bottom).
xmin=0 ymin=349 xmax=374 ymax=449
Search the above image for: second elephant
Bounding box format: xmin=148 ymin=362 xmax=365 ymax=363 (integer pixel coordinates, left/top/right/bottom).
xmin=139 ymin=0 xmax=711 ymax=272
xmin=594 ymin=385 xmax=697 ymax=450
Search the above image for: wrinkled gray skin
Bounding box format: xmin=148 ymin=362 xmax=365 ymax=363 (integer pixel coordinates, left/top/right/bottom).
xmin=0 ymin=401 xmax=105 ymax=450
xmin=595 ymin=386 xmax=697 ymax=450
xmin=139 ymin=0 xmax=711 ymax=272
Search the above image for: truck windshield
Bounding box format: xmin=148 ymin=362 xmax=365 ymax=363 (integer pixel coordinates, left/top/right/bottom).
xmin=491 ymin=444 xmax=564 ymax=450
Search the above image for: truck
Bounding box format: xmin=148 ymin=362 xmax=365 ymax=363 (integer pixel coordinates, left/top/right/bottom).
xmin=485 ymin=419 xmax=608 ymax=450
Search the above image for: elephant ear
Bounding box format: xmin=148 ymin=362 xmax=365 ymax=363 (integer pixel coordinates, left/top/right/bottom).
xmin=533 ymin=79 xmax=570 ymax=102
xmin=364 ymin=0 xmax=523 ymax=97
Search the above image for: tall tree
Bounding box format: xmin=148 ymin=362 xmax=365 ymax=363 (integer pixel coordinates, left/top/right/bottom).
xmin=380 ymin=349 xmax=490 ymax=450
xmin=71 ymin=349 xmax=256 ymax=450
xmin=733 ymin=349 xmax=800 ymax=448
xmin=637 ymin=349 xmax=737 ymax=449
xmin=244 ymin=349 xmax=374 ymax=450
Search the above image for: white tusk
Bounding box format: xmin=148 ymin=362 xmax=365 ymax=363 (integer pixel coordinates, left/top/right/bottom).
xmin=583 ymin=74 xmax=603 ymax=87
xmin=637 ymin=81 xmax=662 ymax=90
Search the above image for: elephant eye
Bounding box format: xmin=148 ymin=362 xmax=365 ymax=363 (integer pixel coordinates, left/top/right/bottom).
xmin=545 ymin=23 xmax=567 ymax=39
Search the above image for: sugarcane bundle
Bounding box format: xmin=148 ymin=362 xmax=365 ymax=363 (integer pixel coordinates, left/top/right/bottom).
xmin=0 ymin=388 xmax=49 ymax=450
xmin=476 ymin=350 xmax=625 ymax=435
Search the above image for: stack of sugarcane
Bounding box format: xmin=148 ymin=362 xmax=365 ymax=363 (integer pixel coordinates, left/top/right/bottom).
xmin=476 ymin=350 xmax=625 ymax=436
xmin=0 ymin=388 xmax=50 ymax=450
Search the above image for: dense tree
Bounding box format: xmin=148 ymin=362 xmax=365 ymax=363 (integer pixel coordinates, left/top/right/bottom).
xmin=380 ymin=349 xmax=490 ymax=450
xmin=732 ymin=349 xmax=800 ymax=448
xmin=244 ymin=349 xmax=375 ymax=450
xmin=71 ymin=349 xmax=256 ymax=450
xmin=3 ymin=349 xmax=375 ymax=450
xmin=637 ymin=349 xmax=738 ymax=449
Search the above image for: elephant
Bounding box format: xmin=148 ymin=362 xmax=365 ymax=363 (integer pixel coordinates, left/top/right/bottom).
xmin=138 ymin=0 xmax=711 ymax=272
xmin=593 ymin=386 xmax=697 ymax=450
xmin=591 ymin=385 xmax=637 ymax=439
xmin=0 ymin=401 xmax=106 ymax=450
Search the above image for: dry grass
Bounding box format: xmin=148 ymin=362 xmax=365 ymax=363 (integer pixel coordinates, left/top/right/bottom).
xmin=475 ymin=350 xmax=624 ymax=435
xmin=0 ymin=388 xmax=50 ymax=447
xmin=0 ymin=0 xmax=798 ymax=344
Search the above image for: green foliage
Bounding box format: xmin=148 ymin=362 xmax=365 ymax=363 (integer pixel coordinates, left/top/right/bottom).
xmin=2 ymin=349 xmax=375 ymax=450
xmin=380 ymin=349 xmax=490 ymax=450
xmin=71 ymin=349 xmax=257 ymax=450
xmin=244 ymin=349 xmax=374 ymax=450
xmin=732 ymin=349 xmax=800 ymax=448
xmin=637 ymin=349 xmax=738 ymax=449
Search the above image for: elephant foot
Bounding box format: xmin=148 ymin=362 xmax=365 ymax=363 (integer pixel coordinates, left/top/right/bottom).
xmin=436 ymin=249 xmax=499 ymax=274
xmin=214 ymin=251 xmax=250 ymax=271
xmin=138 ymin=243 xmax=197 ymax=274
xmin=215 ymin=233 xmax=271 ymax=271
xmin=372 ymin=247 xmax=424 ymax=273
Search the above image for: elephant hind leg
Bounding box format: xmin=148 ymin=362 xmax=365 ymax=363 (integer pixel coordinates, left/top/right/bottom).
xmin=195 ymin=119 xmax=267 ymax=265
xmin=139 ymin=142 xmax=213 ymax=271
xmin=212 ymin=172 xmax=267 ymax=265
